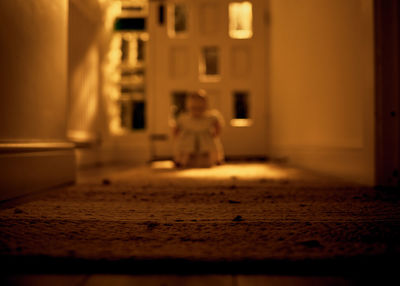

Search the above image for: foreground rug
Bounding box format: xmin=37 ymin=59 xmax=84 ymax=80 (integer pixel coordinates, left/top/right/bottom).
xmin=0 ymin=163 xmax=399 ymax=274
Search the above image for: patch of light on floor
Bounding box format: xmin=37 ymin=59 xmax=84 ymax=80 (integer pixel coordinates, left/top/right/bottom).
xmin=175 ymin=163 xmax=288 ymax=180
xmin=151 ymin=160 xmax=176 ymax=169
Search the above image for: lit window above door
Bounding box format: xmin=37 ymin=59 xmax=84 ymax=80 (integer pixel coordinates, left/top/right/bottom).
xmin=229 ymin=1 xmax=253 ymax=39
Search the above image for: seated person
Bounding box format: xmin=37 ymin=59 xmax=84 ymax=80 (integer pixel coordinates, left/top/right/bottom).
xmin=172 ymin=90 xmax=224 ymax=167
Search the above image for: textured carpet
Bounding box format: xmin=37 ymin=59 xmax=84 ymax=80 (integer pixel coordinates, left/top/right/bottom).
xmin=0 ymin=163 xmax=399 ymax=274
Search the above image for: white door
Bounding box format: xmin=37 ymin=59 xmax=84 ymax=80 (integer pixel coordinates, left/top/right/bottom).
xmin=148 ymin=0 xmax=268 ymax=159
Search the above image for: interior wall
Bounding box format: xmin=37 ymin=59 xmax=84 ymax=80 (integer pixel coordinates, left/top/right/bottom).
xmin=67 ymin=0 xmax=102 ymax=145
xmin=269 ymin=0 xmax=375 ymax=185
xmin=68 ymin=0 xmax=126 ymax=168
xmin=0 ymin=0 xmax=69 ymax=141
xmin=0 ymin=0 xmax=75 ymax=200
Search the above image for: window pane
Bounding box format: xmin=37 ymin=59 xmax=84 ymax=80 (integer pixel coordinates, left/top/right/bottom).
xmin=132 ymin=100 xmax=146 ymax=129
xmin=137 ymin=38 xmax=145 ymax=61
xmin=168 ymin=4 xmax=188 ymax=37
xmin=229 ymin=1 xmax=253 ymax=39
xmin=171 ymin=91 xmax=187 ymax=118
xmin=233 ymin=91 xmax=249 ymax=119
xmin=121 ymin=38 xmax=129 ymax=62
xmin=200 ymin=46 xmax=220 ymax=81
xmin=174 ymin=5 xmax=187 ymax=32
xmin=158 ymin=4 xmax=165 ymax=25
xmin=231 ymin=91 xmax=253 ymax=127
xmin=119 ymin=94 xmax=146 ymax=130
xmin=121 ymin=36 xmax=145 ymax=66
xmin=204 ymin=47 xmax=218 ymax=75
xmin=114 ymin=17 xmax=146 ymax=31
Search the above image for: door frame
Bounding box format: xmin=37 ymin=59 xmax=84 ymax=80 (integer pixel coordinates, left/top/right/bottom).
xmin=374 ymin=0 xmax=400 ymax=187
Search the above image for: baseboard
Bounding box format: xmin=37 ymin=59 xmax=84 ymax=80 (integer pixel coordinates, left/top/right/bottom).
xmin=0 ymin=142 xmax=76 ymax=201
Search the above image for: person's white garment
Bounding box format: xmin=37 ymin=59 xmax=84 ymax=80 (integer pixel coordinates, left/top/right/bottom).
xmin=174 ymin=109 xmax=224 ymax=160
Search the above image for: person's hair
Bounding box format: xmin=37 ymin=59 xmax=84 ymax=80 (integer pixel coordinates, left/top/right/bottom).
xmin=186 ymin=89 xmax=209 ymax=111
xmin=188 ymin=89 xmax=207 ymax=101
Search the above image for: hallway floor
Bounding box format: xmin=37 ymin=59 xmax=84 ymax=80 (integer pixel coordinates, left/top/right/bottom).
xmin=0 ymin=162 xmax=399 ymax=283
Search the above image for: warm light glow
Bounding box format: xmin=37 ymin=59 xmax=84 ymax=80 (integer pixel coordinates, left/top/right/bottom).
xmin=101 ymin=1 xmax=150 ymax=135
xmin=150 ymin=161 xmax=291 ymax=181
xmin=229 ymin=1 xmax=253 ymax=39
xmin=104 ymin=1 xmax=122 ymax=31
xmin=102 ymin=30 xmax=148 ymax=134
xmin=198 ymin=74 xmax=221 ymax=83
xmin=68 ymin=43 xmax=99 ymax=142
xmin=175 ymin=163 xmax=289 ymax=180
xmin=103 ymin=33 xmax=124 ymax=134
xmin=230 ymin=118 xmax=253 ymax=127
xmin=67 ymin=130 xmax=98 ymax=143
xmin=151 ymin=160 xmax=176 ymax=169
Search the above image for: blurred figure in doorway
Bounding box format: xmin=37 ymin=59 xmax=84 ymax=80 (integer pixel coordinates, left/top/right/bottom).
xmin=172 ymin=90 xmax=224 ymax=167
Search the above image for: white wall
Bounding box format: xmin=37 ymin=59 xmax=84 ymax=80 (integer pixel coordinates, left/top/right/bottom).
xmin=269 ymin=0 xmax=375 ymax=185
xmin=0 ymin=0 xmax=68 ymax=141
xmin=0 ymin=0 xmax=75 ymax=200
xmin=67 ymin=0 xmax=133 ymax=168
xmin=67 ymin=0 xmax=103 ymax=145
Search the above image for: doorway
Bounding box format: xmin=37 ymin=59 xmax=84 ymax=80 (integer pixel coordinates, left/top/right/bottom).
xmin=148 ymin=0 xmax=268 ymax=160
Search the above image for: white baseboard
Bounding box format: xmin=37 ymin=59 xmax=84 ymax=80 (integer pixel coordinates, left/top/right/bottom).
xmin=0 ymin=142 xmax=76 ymax=201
